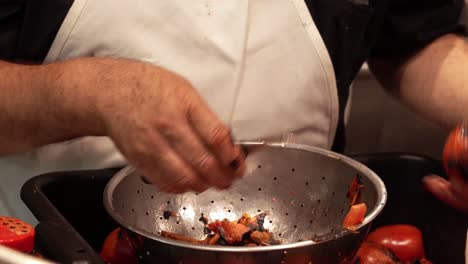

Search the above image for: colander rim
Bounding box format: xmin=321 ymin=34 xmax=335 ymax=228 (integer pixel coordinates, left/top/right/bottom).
xmin=103 ymin=143 xmax=387 ymax=252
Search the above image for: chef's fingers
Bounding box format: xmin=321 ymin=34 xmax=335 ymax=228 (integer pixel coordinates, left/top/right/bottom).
xmin=161 ymin=121 xmax=240 ymax=189
xmin=187 ymin=98 xmax=246 ymax=177
xmin=446 ymin=168 xmax=468 ymax=196
xmin=131 ymin=131 xmax=208 ymax=194
xmin=422 ymin=175 xmax=468 ymax=212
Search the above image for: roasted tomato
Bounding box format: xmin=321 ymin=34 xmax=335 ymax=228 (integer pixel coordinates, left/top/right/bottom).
xmin=208 ymin=219 xmax=250 ymax=245
xmin=366 ymin=225 xmax=425 ymax=262
xmin=443 ymin=123 xmax=468 ymax=181
xmin=342 ymin=203 xmax=367 ymax=228
xmin=353 ymin=241 xmax=402 ymax=264
xmin=100 ymin=227 xmax=143 ymax=264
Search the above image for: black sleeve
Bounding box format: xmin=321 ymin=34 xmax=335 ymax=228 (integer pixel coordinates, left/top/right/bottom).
xmin=369 ymin=0 xmax=466 ymax=59
xmin=0 ymin=0 xmax=25 ymax=61
xmin=0 ymin=0 xmax=73 ymax=62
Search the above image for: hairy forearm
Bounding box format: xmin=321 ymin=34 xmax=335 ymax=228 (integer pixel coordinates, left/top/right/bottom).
xmin=0 ymin=59 xmax=104 ymax=155
xmin=368 ymin=34 xmax=468 ymax=129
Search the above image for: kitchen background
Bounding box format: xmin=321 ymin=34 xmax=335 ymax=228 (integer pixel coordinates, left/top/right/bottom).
xmin=344 ymin=5 xmax=468 ymax=160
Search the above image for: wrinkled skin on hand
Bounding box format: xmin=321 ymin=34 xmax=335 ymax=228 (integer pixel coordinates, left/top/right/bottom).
xmin=91 ymin=58 xmax=246 ymax=193
xmin=423 ymin=123 xmax=468 ymax=212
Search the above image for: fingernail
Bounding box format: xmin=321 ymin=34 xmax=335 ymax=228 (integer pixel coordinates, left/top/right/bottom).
xmin=230 ymin=159 xmax=240 ymax=170
xmin=423 ymin=175 xmax=441 ymax=182
xmin=141 ymin=177 xmax=151 ymax=184
xmin=424 ymin=175 xmax=447 ymax=184
xmin=215 ymin=183 xmax=231 ymax=190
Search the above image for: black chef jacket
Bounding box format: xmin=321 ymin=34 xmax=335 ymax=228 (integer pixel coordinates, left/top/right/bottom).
xmin=0 ymin=0 xmax=466 ymax=152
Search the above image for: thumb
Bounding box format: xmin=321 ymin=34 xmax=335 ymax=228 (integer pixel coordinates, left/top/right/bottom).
xmin=422 ymin=175 xmax=468 ymax=212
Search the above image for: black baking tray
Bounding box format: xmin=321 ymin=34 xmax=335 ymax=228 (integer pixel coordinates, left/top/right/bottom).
xmin=21 ymin=153 xmax=468 ymax=264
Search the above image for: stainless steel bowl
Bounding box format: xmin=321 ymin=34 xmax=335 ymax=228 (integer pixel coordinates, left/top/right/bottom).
xmin=103 ymin=143 xmax=387 ymax=264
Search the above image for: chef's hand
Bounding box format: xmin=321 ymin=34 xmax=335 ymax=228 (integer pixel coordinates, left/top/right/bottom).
xmin=64 ymin=57 xmax=246 ymax=193
xmin=422 ymin=124 xmax=468 ymax=212
xmin=422 ymin=174 xmax=468 ymax=212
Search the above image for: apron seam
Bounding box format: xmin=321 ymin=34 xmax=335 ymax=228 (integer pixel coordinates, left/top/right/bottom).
xmin=288 ymin=0 xmax=340 ymax=149
xmin=227 ymin=1 xmax=251 ymax=130
xmin=44 ymin=0 xmax=89 ymax=63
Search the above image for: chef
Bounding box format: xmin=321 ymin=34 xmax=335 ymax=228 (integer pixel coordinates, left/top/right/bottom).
xmin=0 ymin=0 xmax=466 ymax=226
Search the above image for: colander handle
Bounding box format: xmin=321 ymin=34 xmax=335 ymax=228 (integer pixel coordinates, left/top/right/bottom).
xmin=234 ymin=140 xmax=266 ymax=145
xmin=235 ymin=140 xmax=289 ymax=154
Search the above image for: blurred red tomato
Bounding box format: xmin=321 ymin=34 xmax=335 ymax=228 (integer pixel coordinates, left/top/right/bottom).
xmin=366 ymin=225 xmax=425 ymax=262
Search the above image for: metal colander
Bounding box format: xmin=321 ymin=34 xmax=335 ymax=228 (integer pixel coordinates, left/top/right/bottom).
xmin=103 ymin=143 xmax=387 ymax=264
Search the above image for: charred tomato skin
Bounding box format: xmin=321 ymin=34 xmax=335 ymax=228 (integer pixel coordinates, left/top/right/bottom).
xmin=100 ymin=227 xmax=143 ymax=264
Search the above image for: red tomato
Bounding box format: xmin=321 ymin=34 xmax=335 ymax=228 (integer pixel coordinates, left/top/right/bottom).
xmin=443 ymin=124 xmax=468 ymax=181
xmin=100 ymin=227 xmax=143 ymax=264
xmin=366 ymin=225 xmax=425 ymax=262
xmin=342 ymin=203 xmax=367 ymax=228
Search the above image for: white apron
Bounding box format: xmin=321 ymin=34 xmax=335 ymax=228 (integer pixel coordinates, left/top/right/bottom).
xmin=0 ymin=0 xmax=338 ymax=224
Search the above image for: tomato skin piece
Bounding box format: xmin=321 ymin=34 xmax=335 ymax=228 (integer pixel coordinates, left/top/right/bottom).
xmin=342 ymin=203 xmax=367 ymax=228
xmin=100 ymin=227 xmax=143 ymax=264
xmin=366 ymin=225 xmax=425 ymax=262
